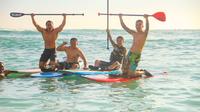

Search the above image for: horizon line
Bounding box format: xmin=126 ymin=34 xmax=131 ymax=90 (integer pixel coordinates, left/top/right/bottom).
xmin=0 ymin=28 xmax=200 ymax=31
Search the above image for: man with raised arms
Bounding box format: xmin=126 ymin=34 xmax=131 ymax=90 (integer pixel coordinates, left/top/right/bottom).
xmin=119 ymin=14 xmax=152 ymax=78
xmin=31 ymin=14 xmax=66 ymax=72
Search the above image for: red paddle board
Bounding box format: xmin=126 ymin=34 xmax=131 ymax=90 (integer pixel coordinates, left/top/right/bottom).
xmin=83 ymin=72 xmax=167 ymax=83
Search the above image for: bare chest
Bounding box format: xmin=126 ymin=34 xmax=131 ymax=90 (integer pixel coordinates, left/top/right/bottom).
xmin=42 ymin=31 xmax=58 ymax=40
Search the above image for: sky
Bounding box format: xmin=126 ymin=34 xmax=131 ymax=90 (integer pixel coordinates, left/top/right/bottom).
xmin=0 ymin=0 xmax=200 ymax=30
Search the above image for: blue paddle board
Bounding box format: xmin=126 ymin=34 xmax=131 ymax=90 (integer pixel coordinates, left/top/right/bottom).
xmin=59 ymin=69 xmax=122 ymax=75
xmin=31 ymin=72 xmax=63 ymax=78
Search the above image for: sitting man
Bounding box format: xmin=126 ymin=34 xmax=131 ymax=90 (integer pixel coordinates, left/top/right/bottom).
xmin=89 ymin=29 xmax=127 ymax=71
xmin=56 ymin=38 xmax=88 ymax=69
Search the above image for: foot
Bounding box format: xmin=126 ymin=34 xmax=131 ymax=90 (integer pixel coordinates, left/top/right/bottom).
xmin=41 ymin=68 xmax=55 ymax=72
xmin=40 ymin=66 xmax=56 ymax=72
xmin=0 ymin=73 xmax=5 ymax=80
xmin=144 ymin=70 xmax=153 ymax=77
xmin=89 ymin=65 xmax=99 ymax=70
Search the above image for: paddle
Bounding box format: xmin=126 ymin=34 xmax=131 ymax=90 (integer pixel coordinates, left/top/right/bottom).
xmin=106 ymin=0 xmax=110 ymax=49
xmin=10 ymin=12 xmax=84 ymax=17
xmin=98 ymin=12 xmax=166 ymax=22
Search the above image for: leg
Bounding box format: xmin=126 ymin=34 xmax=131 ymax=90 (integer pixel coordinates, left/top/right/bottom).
xmin=49 ymin=60 xmax=56 ymax=71
xmin=94 ymin=60 xmax=101 ymax=67
xmin=39 ymin=61 xmax=47 ymax=70
xmin=89 ymin=60 xmax=101 ymax=70
xmin=57 ymin=61 xmax=65 ymax=70
xmin=127 ymin=70 xmax=143 ymax=78
xmin=107 ymin=61 xmax=121 ymax=70
xmin=39 ymin=49 xmax=50 ymax=71
xmin=49 ymin=49 xmax=57 ymax=71
xmin=122 ymin=51 xmax=141 ymax=78
xmin=39 ymin=61 xmax=54 ymax=72
xmin=71 ymin=64 xmax=79 ymax=69
xmin=121 ymin=55 xmax=130 ymax=75
xmin=90 ymin=60 xmax=110 ymax=70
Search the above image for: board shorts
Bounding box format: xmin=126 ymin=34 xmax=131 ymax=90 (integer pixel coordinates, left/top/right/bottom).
xmin=39 ymin=48 xmax=56 ymax=62
xmin=58 ymin=62 xmax=79 ymax=69
xmin=127 ymin=51 xmax=141 ymax=71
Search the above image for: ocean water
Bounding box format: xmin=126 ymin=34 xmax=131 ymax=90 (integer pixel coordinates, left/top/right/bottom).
xmin=0 ymin=29 xmax=200 ymax=112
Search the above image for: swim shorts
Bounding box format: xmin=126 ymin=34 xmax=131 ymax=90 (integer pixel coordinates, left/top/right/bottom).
xmin=39 ymin=48 xmax=56 ymax=62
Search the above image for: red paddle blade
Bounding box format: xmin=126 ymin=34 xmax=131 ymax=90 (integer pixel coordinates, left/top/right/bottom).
xmin=152 ymin=12 xmax=166 ymax=22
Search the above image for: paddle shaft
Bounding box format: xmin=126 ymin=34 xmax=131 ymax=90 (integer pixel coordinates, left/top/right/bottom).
xmin=23 ymin=13 xmax=84 ymax=16
xmin=106 ymin=0 xmax=110 ymax=49
xmin=10 ymin=12 xmax=84 ymax=18
xmin=99 ymin=13 xmax=151 ymax=16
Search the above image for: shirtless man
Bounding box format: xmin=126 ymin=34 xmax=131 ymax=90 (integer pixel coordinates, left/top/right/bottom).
xmin=119 ymin=14 xmax=152 ymax=77
xmin=31 ymin=14 xmax=66 ymax=72
xmin=89 ymin=29 xmax=127 ymax=71
xmin=56 ymin=38 xmax=88 ymax=69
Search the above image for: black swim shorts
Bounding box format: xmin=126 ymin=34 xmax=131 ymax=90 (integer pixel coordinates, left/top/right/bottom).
xmin=39 ymin=48 xmax=56 ymax=62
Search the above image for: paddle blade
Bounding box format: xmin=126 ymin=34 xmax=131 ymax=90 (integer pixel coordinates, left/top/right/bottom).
xmin=10 ymin=12 xmax=24 ymax=17
xmin=152 ymin=12 xmax=166 ymax=22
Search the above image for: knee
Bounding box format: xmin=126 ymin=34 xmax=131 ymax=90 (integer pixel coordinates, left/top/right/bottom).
xmin=72 ymin=64 xmax=79 ymax=69
xmin=95 ymin=60 xmax=101 ymax=66
xmin=114 ymin=61 xmax=120 ymax=65
xmin=39 ymin=63 xmax=45 ymax=69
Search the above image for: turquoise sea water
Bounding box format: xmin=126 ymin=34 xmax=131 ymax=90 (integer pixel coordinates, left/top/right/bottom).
xmin=0 ymin=29 xmax=200 ymax=112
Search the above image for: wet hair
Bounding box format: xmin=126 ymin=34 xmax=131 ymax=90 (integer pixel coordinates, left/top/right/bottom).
xmin=117 ymin=36 xmax=124 ymax=41
xmin=46 ymin=20 xmax=53 ymax=25
xmin=70 ymin=38 xmax=78 ymax=42
xmin=136 ymin=19 xmax=143 ymax=24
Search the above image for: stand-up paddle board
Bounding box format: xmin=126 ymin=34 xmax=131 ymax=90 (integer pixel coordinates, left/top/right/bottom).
xmin=7 ymin=69 xmax=41 ymax=78
xmin=59 ymin=69 xmax=122 ymax=75
xmin=82 ymin=75 xmax=149 ymax=82
xmin=31 ymin=72 xmax=63 ymax=78
xmin=82 ymin=72 xmax=167 ymax=83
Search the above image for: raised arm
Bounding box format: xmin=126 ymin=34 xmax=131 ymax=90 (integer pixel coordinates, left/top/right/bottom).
xmin=119 ymin=15 xmax=135 ymax=35
xmin=144 ymin=14 xmax=149 ymax=35
xmin=55 ymin=14 xmax=66 ymax=33
xmin=31 ymin=14 xmax=44 ymax=32
xmin=106 ymin=29 xmax=116 ymax=47
xmin=56 ymin=42 xmax=67 ymax=51
xmin=78 ymin=49 xmax=88 ymax=69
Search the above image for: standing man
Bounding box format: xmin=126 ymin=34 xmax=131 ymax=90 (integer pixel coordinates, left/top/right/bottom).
xmin=31 ymin=14 xmax=66 ymax=72
xmin=119 ymin=14 xmax=152 ymax=78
